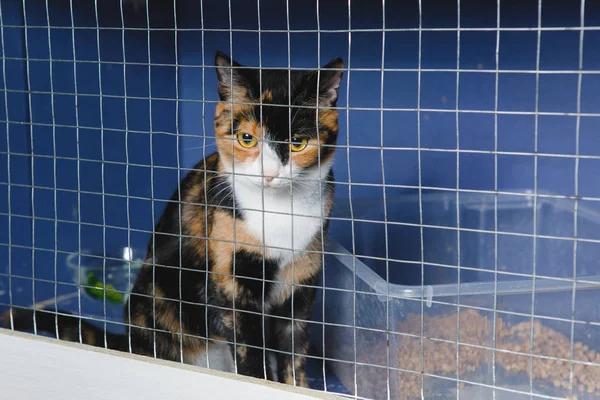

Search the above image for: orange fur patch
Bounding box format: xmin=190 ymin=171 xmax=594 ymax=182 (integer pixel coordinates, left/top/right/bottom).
xmin=236 ymin=345 xmax=248 ymax=359
xmin=261 ymin=90 xmax=273 ymax=103
xmin=280 ymin=338 xmax=309 ymax=387
xmin=152 ymin=287 xmax=187 ymax=337
xmin=130 ymin=312 xmax=148 ymax=329
xmin=208 ymin=210 xmax=264 ymax=298
xmin=180 ymin=153 xmax=220 ymax=259
xmin=215 ymin=110 xmax=264 ymax=166
xmin=296 ymin=370 xmax=308 ymax=387
xmin=153 ymin=286 xmax=166 ymax=301
xmin=282 ymin=364 xmax=307 ymax=387
xmin=181 ymin=339 xmax=206 ymax=364
xmin=237 ymin=119 xmax=263 ymax=140
xmin=318 ymin=109 xmax=339 ymax=132
xmin=284 ymin=364 xmax=295 ymax=385
xmin=155 ymin=297 xmax=206 ymax=356
xmin=290 ymin=138 xmax=324 ymax=168
xmin=294 ymin=354 xmax=306 ymax=369
xmin=272 ymin=238 xmax=325 ymax=306
xmin=156 ymin=306 xmax=182 ymax=334
xmin=222 ymin=311 xmax=234 ymax=329
xmin=281 ymin=250 xmax=321 ymax=286
xmin=214 ymin=102 xmax=254 ymax=136
xmin=183 ymin=192 xmax=209 ymax=257
xmin=290 ymin=107 xmax=338 ymax=169
xmin=184 ymin=204 xmax=208 ymax=257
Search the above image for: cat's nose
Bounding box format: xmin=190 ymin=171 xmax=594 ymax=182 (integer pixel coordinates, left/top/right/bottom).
xmin=264 ymin=171 xmax=279 ymax=183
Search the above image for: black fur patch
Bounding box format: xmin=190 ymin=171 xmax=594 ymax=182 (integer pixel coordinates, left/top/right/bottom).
xmin=233 ymin=249 xmax=278 ymax=298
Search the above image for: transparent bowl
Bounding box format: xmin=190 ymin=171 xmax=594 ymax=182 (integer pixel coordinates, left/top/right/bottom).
xmin=66 ymin=247 xmax=145 ymax=306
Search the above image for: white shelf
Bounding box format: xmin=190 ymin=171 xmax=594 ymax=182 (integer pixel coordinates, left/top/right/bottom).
xmin=0 ymin=328 xmax=340 ymax=400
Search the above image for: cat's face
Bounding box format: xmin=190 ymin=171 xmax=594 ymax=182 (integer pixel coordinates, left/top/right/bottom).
xmin=213 ymin=51 xmax=343 ymax=191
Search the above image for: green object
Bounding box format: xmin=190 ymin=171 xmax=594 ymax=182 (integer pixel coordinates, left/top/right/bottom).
xmin=84 ymin=272 xmax=125 ymax=304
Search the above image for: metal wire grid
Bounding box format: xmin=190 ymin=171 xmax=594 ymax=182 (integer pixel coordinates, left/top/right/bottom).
xmin=1 ymin=1 xmax=600 ymax=400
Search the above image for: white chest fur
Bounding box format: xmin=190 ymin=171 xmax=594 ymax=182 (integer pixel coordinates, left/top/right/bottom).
xmin=232 ymin=181 xmax=328 ymax=268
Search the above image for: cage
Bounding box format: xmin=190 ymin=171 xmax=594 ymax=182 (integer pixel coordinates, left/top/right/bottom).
xmin=1 ymin=0 xmax=600 ymax=399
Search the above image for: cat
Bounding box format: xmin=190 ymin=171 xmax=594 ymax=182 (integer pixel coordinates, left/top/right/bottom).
xmin=3 ymin=50 xmax=344 ymax=387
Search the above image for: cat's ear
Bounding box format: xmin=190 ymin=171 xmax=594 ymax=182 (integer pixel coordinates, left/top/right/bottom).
xmin=214 ymin=50 xmax=249 ymax=102
xmin=314 ymin=57 xmax=344 ymax=107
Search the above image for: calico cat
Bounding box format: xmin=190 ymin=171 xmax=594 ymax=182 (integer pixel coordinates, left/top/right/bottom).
xmin=3 ymin=50 xmax=344 ymax=387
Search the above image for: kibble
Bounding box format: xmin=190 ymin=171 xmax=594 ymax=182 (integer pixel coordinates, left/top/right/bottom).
xmin=362 ymin=309 xmax=600 ymax=400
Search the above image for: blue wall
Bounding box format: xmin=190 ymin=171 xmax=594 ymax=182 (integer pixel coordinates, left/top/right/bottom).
xmin=0 ymin=0 xmax=180 ymax=310
xmin=1 ymin=0 xmax=599 ymax=315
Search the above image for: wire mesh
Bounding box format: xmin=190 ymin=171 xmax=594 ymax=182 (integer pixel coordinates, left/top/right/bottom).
xmin=1 ymin=1 xmax=600 ymax=400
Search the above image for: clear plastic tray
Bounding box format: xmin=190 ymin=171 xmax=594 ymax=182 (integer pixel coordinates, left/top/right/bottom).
xmin=311 ymin=191 xmax=600 ymax=400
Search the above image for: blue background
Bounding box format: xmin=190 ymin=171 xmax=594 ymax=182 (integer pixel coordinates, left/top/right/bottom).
xmin=2 ymin=0 xmax=600 ymax=316
xmin=0 ymin=0 xmax=599 ymax=392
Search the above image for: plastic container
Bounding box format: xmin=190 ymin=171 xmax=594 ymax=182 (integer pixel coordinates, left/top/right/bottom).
xmin=310 ymin=191 xmax=600 ymax=400
xmin=65 ymin=247 xmax=145 ymax=330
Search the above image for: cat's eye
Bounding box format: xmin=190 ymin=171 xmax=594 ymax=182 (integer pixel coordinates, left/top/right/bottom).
xmin=236 ymin=132 xmax=258 ymax=148
xmin=290 ymin=137 xmax=308 ymax=152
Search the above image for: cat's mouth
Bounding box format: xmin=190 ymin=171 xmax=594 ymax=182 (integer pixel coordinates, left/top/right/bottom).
xmin=231 ymin=171 xmax=308 ymax=192
xmin=255 ymin=180 xmax=289 ymax=190
xmin=242 ymin=176 xmax=292 ymax=191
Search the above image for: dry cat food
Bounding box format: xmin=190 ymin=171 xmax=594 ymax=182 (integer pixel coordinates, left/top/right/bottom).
xmin=389 ymin=309 xmax=600 ymax=399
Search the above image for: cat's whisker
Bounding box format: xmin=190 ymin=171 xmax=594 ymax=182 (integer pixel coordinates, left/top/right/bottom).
xmin=206 ymin=179 xmax=230 ymax=196
xmin=292 ymin=181 xmax=319 ymax=191
xmin=210 ymin=191 xmax=233 ymax=210
xmin=182 ymin=143 xmax=217 ymax=152
xmin=211 ymin=185 xmax=234 ymax=209
xmin=290 ymin=105 xmax=303 ymax=126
